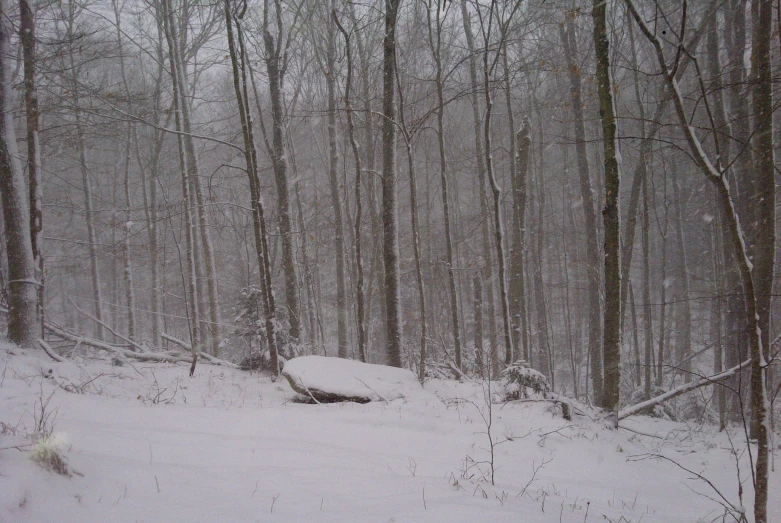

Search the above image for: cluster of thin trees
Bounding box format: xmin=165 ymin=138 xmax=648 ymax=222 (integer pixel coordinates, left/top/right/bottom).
xmin=0 ymin=0 xmax=777 ymax=518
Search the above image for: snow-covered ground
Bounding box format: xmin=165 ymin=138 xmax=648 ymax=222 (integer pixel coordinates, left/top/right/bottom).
xmin=1 ymin=344 xmax=778 ymax=522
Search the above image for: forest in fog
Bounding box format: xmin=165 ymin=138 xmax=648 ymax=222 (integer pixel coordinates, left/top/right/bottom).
xmin=0 ymin=0 xmax=778 ymax=519
xmin=0 ymin=0 xmax=779 ymax=501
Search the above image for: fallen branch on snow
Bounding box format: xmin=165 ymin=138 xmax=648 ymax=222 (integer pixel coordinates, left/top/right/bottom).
xmin=162 ymin=333 xmax=239 ymax=369
xmin=38 ymin=339 xmax=66 ymax=363
xmin=618 ymin=358 xmax=752 ymax=420
xmin=44 ymin=323 xmax=235 ymax=368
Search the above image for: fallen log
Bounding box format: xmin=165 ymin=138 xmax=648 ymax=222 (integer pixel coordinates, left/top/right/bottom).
xmin=45 ymin=323 xmax=235 ymax=368
xmin=618 ymin=358 xmax=752 ymax=420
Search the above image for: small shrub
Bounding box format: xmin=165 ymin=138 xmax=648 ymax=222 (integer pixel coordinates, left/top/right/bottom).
xmin=30 ymin=435 xmax=70 ymax=476
xmin=501 ymin=360 xmax=550 ymax=400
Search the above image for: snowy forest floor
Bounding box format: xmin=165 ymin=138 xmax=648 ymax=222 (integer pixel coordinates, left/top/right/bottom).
xmin=1 ymin=343 xmax=779 ymax=522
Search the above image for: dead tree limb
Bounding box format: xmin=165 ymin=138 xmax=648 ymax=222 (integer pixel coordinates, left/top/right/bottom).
xmin=618 ymin=359 xmax=751 ymax=420
xmin=38 ymin=339 xmax=65 ymax=363
xmin=68 ymin=295 xmax=147 ymax=352
xmin=162 ymin=332 xmax=238 ymax=368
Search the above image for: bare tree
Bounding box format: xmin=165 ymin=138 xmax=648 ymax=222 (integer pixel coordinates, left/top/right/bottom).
xmin=624 ymin=1 xmax=770 ymax=518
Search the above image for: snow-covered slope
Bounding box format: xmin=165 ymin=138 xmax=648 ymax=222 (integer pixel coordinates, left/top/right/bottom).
xmin=1 ymin=344 xmax=777 ymax=522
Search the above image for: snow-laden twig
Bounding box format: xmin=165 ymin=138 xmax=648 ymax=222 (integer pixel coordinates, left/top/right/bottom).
xmin=38 ymin=339 xmax=65 ymax=363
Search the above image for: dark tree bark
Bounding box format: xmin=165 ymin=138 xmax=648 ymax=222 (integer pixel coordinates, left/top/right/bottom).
xmin=0 ymin=0 xmax=39 ymax=347
xmin=262 ymin=0 xmax=300 ymax=345
xmin=20 ymin=0 xmax=43 ymax=335
xmin=509 ymin=118 xmax=531 ymax=362
xmin=593 ymin=0 xmax=621 ymax=412
xmin=381 ymin=0 xmax=403 ymax=367
xmin=224 ymin=1 xmax=280 ymax=375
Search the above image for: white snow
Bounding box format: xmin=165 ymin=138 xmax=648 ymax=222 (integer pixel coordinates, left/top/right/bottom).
xmin=282 ymin=355 xmax=421 ymax=402
xmin=1 ymin=344 xmax=779 ymax=522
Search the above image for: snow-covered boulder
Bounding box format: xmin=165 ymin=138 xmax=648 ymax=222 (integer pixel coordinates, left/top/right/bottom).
xmin=281 ymin=356 xmax=421 ymax=403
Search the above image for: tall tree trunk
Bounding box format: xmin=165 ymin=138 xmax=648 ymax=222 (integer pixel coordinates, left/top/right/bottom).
xmin=326 ymin=4 xmax=348 ymax=358
xmin=593 ymin=0 xmax=621 ymax=412
xmin=723 ymin=0 xmax=751 ymax=407
xmin=483 ymin=46 xmax=513 ymax=368
xmin=121 ymin=131 xmax=136 ymax=341
xmin=348 ymin=0 xmax=384 ymax=358
xmin=671 ymin=171 xmax=692 ymax=381
xmin=169 ymin=2 xmax=221 ymax=356
xmin=642 ymin=170 xmax=653 ymax=400
xmin=20 ymin=0 xmax=43 ymax=336
xmin=0 ymin=0 xmax=39 ymax=347
xmin=460 ymin=0 xmax=497 ymax=362
xmin=113 ymin=0 xmax=137 ymax=342
xmin=162 ymin=0 xmax=199 ymax=371
xmin=66 ymin=2 xmax=104 ymax=340
xmin=750 ymin=0 xmax=774 ymax=378
xmin=427 ymin=2 xmax=461 ymax=370
xmin=333 ymin=11 xmax=367 ymax=363
xmin=532 ymin=145 xmax=551 ymax=379
xmin=381 ymin=0 xmax=402 ymax=367
xmin=262 ymin=0 xmax=300 ymax=346
xmin=225 ymin=3 xmax=280 ymax=374
xmin=560 ymin=14 xmax=602 ymax=403
xmin=473 ymin=273 xmax=484 ymax=374
xmin=509 ymin=113 xmax=531 ymax=363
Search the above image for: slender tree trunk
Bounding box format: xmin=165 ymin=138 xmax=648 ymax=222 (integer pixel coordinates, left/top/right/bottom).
xmin=333 ymin=11 xmax=367 ymax=364
xmin=66 ymin=2 xmax=104 ymax=340
xmin=225 ymin=4 xmax=280 ymax=375
xmin=593 ymin=0 xmax=621 ymax=412
xmin=170 ymin=5 xmax=221 ymax=356
xmin=532 ymin=153 xmax=551 ymax=379
xmin=112 ymin=0 xmax=137 ymax=342
xmin=642 ymin=169 xmax=653 ymax=400
xmin=348 ymin=0 xmax=383 ymax=358
xmin=473 ymin=272 xmax=484 ymax=374
xmin=750 ymin=0 xmax=775 ymax=377
xmin=162 ymin=0 xmax=199 ymax=371
xmin=427 ymin=3 xmax=461 ymax=370
xmin=121 ymin=131 xmax=136 ymax=341
xmin=325 ymin=5 xmax=348 ymax=358
xmin=20 ymin=0 xmax=43 ymax=336
xmin=381 ymin=0 xmax=402 ymax=367
xmin=262 ymin=1 xmax=300 ymax=346
xmin=460 ymin=0 xmax=497 ymax=361
xmin=560 ymin=14 xmax=602 ymax=403
xmin=671 ymin=171 xmax=692 ymax=380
